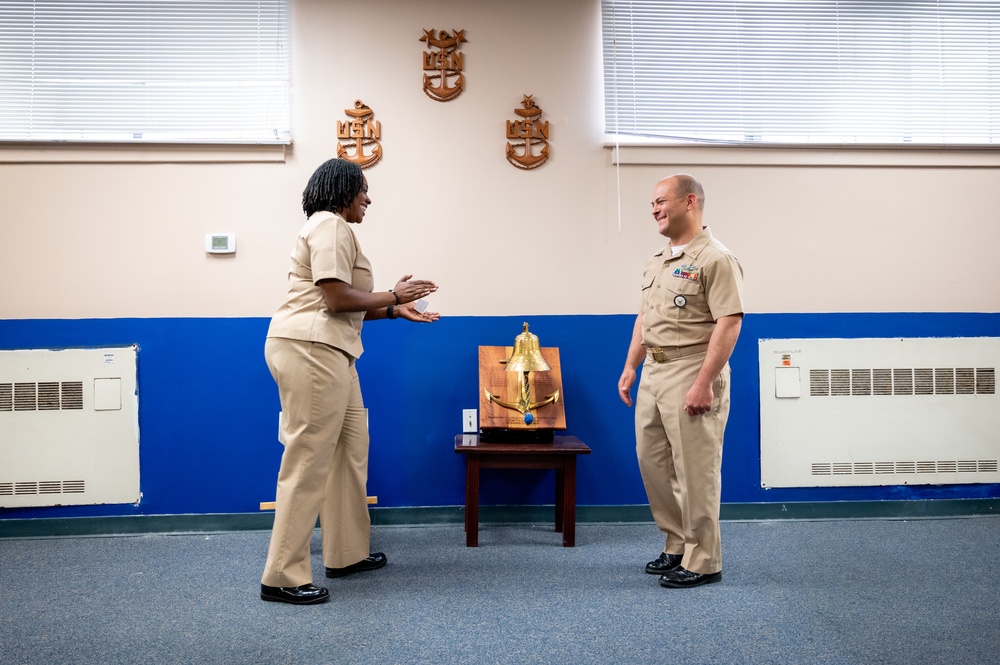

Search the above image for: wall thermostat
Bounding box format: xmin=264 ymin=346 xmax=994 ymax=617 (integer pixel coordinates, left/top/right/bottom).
xmin=205 ymin=233 xmax=236 ymax=254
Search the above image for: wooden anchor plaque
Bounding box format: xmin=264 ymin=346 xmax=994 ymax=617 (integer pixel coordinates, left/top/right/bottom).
xmin=478 ymin=345 xmax=566 ymax=442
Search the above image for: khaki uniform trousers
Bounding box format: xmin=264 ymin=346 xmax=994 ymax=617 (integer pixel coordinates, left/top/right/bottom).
xmin=261 ymin=337 xmax=371 ymax=588
xmin=635 ymin=352 xmax=730 ymax=575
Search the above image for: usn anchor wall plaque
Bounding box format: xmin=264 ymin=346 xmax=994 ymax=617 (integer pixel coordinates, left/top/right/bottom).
xmin=337 ymin=100 xmax=382 ymax=169
xmin=420 ymin=28 xmax=467 ymax=102
xmin=506 ymin=95 xmax=550 ymax=170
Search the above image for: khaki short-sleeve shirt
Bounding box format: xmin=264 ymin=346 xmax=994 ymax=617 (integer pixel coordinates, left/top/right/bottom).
xmin=267 ymin=211 xmax=374 ymax=359
xmin=640 ymin=226 xmax=745 ymax=349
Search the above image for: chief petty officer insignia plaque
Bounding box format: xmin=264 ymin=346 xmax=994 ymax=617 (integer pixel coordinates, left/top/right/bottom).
xmin=420 ymin=28 xmax=467 ymax=102
xmin=336 ymin=99 xmax=382 ymax=169
xmin=506 ymin=95 xmax=550 ymax=170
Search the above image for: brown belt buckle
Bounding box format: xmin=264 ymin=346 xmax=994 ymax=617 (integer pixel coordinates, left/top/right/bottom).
xmin=651 ymin=348 xmax=668 ymax=363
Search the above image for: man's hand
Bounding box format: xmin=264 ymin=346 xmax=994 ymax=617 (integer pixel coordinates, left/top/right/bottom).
xmin=683 ymin=382 xmax=714 ymax=416
xmin=618 ymin=367 xmax=637 ymax=407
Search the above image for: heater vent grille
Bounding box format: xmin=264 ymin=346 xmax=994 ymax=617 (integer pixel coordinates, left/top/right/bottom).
xmin=811 ymin=459 xmax=998 ymax=476
xmin=0 ymin=381 xmax=85 ymax=411
xmin=0 ymin=480 xmax=87 ymax=496
xmin=809 ymin=367 xmax=994 ymax=397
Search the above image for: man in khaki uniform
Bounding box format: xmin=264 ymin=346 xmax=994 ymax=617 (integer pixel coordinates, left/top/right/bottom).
xmin=618 ymin=174 xmax=744 ymax=588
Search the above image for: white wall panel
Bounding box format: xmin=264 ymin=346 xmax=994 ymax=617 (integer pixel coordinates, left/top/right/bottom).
xmin=0 ymin=347 xmax=140 ymax=508
xmin=759 ymin=338 xmax=999 ymax=488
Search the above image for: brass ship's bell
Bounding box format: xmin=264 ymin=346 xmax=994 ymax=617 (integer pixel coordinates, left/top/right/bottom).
xmin=504 ymin=322 xmax=551 ymax=373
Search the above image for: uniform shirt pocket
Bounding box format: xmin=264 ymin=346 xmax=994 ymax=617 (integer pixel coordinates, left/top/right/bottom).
xmin=666 ymin=276 xmax=708 ymax=319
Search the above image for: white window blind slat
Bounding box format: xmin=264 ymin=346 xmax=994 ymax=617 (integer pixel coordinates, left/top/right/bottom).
xmin=0 ymin=0 xmax=290 ymax=144
xmin=602 ymin=0 xmax=1000 ymax=146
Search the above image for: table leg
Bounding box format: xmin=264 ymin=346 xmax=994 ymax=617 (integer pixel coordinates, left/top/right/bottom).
xmin=562 ymin=457 xmax=577 ymax=547
xmin=465 ymin=455 xmax=480 ymax=547
xmin=554 ymin=467 xmax=564 ymax=533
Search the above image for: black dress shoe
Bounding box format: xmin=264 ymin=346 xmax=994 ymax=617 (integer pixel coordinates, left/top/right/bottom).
xmin=260 ymin=583 xmax=330 ymax=605
xmin=658 ymin=567 xmax=722 ymax=588
xmin=645 ymin=552 xmax=683 ymax=575
xmin=325 ymin=552 xmax=387 ymax=578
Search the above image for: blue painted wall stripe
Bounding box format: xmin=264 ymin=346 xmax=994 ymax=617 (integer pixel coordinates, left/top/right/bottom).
xmin=1 ymin=312 xmax=999 ymax=520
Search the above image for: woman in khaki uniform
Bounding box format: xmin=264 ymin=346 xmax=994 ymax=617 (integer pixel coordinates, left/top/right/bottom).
xmin=260 ymin=158 xmax=439 ymax=605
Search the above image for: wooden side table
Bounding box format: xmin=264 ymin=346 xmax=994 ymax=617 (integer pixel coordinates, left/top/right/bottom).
xmin=454 ymin=434 xmax=592 ymax=547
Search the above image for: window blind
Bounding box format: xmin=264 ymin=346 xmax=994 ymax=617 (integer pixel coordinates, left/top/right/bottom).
xmin=602 ymin=0 xmax=1000 ymax=146
xmin=0 ymin=0 xmax=290 ymax=144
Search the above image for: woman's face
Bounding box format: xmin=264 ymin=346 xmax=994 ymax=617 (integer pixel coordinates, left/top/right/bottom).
xmin=341 ymin=176 xmax=370 ymax=224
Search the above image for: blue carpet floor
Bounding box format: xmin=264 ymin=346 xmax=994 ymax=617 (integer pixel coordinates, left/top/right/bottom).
xmin=1 ymin=518 xmax=998 ymax=664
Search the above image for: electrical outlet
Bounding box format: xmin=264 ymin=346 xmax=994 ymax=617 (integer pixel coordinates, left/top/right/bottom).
xmin=462 ymin=409 xmax=478 ymax=433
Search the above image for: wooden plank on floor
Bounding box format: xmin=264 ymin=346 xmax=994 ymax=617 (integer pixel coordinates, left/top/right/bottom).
xmin=259 ymin=496 xmax=377 ymax=511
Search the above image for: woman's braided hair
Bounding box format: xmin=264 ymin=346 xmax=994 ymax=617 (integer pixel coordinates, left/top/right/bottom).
xmin=302 ymin=158 xmax=364 ymax=217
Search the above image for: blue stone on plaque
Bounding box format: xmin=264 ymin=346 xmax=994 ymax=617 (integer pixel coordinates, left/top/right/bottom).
xmin=673 ymin=294 xmax=687 ymax=308
xmin=524 ymin=413 xmax=534 ymax=425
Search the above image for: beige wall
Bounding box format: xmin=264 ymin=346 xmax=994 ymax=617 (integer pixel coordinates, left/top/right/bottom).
xmin=2 ymin=0 xmax=998 ymax=320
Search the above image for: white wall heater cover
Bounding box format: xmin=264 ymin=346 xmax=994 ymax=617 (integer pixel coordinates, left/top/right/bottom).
xmin=0 ymin=346 xmax=140 ymax=508
xmin=759 ymin=338 xmax=998 ymax=488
